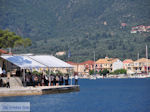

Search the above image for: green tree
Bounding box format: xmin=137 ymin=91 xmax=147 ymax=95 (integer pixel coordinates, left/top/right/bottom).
xmin=113 ymin=69 xmax=127 ymax=74
xmin=98 ymin=70 xmax=102 ymax=75
xmin=89 ymin=69 xmax=94 ymax=75
xmin=32 ymin=71 xmax=41 ymax=75
xmin=0 ymin=29 xmax=31 ymax=49
xmin=101 ymin=69 xmax=109 ymax=76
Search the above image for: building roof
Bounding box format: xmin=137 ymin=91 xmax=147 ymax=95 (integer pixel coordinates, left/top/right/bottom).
xmin=0 ymin=49 xmax=12 ymax=55
xmin=66 ymin=61 xmax=78 ymax=65
xmin=96 ymin=57 xmax=118 ymax=64
xmin=134 ymin=58 xmax=150 ymax=63
xmin=80 ymin=60 xmax=94 ymax=65
xmin=0 ymin=49 xmax=8 ymax=54
xmin=121 ymin=23 xmax=127 ymax=27
xmin=55 ymin=51 xmax=66 ymax=56
xmin=123 ymin=59 xmax=133 ymax=63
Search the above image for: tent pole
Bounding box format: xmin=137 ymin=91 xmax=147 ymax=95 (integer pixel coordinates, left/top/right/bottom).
xmin=70 ymin=68 xmax=72 ymax=85
xmin=23 ymin=69 xmax=25 ymax=86
xmin=48 ymin=67 xmax=51 ymax=86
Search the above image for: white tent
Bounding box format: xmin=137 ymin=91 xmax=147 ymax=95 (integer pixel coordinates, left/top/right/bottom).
xmin=29 ymin=55 xmax=73 ymax=68
xmin=0 ymin=55 xmax=73 ymax=69
xmin=0 ymin=55 xmax=46 ymax=69
xmin=0 ymin=55 xmax=73 ymax=85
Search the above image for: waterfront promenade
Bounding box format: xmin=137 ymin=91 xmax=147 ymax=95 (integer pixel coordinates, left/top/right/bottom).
xmin=0 ymin=85 xmax=80 ymax=97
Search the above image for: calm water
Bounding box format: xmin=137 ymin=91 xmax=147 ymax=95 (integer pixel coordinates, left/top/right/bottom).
xmin=0 ymin=79 xmax=150 ymax=112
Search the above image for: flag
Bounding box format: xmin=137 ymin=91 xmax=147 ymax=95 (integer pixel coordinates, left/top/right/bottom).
xmin=68 ymin=49 xmax=71 ymax=58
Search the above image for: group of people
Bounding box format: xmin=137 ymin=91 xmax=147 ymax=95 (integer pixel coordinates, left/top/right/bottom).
xmin=0 ymin=68 xmax=10 ymax=88
xmin=25 ymin=73 xmax=71 ymax=87
xmin=0 ymin=69 xmax=79 ymax=87
xmin=0 ymin=77 xmax=10 ymax=88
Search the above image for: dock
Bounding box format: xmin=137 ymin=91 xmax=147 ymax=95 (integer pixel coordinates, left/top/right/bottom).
xmin=0 ymin=85 xmax=80 ymax=97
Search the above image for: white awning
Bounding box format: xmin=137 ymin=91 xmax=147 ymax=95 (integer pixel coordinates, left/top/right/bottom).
xmin=1 ymin=55 xmax=46 ymax=69
xmin=29 ymin=55 xmax=73 ymax=68
xmin=0 ymin=55 xmax=73 ymax=69
xmin=0 ymin=67 xmax=2 ymax=74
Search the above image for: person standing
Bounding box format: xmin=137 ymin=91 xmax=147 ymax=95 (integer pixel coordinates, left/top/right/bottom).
xmin=2 ymin=69 xmax=6 ymax=77
xmin=64 ymin=74 xmax=68 ymax=85
xmin=32 ymin=75 xmax=35 ymax=87
xmin=25 ymin=74 xmax=30 ymax=86
xmin=48 ymin=75 xmax=51 ymax=86
xmin=6 ymin=72 xmax=10 ymax=88
xmin=50 ymin=74 xmax=54 ymax=86
xmin=74 ymin=73 xmax=78 ymax=85
xmin=59 ymin=75 xmax=64 ymax=85
xmin=44 ymin=75 xmax=49 ymax=86
xmin=67 ymin=74 xmax=69 ymax=85
xmin=6 ymin=76 xmax=10 ymax=88
xmin=55 ymin=74 xmax=59 ymax=86
xmin=53 ymin=75 xmax=56 ymax=86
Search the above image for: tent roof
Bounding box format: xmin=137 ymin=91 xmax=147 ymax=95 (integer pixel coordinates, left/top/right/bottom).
xmin=29 ymin=55 xmax=73 ymax=68
xmin=1 ymin=55 xmax=46 ymax=69
xmin=0 ymin=55 xmax=73 ymax=69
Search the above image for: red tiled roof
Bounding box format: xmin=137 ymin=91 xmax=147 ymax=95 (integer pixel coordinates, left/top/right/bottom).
xmin=66 ymin=61 xmax=78 ymax=65
xmin=121 ymin=23 xmax=127 ymax=27
xmin=80 ymin=60 xmax=94 ymax=65
xmin=131 ymin=30 xmax=137 ymax=31
xmin=123 ymin=59 xmax=133 ymax=63
xmin=96 ymin=57 xmax=119 ymax=64
xmin=0 ymin=49 xmax=8 ymax=54
xmin=134 ymin=58 xmax=150 ymax=63
xmin=146 ymin=26 xmax=150 ymax=29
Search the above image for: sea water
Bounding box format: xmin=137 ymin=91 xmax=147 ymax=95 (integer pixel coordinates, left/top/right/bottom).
xmin=0 ymin=79 xmax=150 ymax=112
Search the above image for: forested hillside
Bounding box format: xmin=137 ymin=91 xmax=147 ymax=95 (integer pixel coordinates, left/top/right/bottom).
xmin=0 ymin=0 xmax=150 ymax=62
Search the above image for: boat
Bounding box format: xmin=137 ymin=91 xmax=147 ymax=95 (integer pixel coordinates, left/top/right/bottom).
xmin=89 ymin=75 xmax=96 ymax=80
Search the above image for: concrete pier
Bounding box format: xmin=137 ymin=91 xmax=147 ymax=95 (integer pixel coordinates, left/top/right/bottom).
xmin=0 ymin=85 xmax=80 ymax=97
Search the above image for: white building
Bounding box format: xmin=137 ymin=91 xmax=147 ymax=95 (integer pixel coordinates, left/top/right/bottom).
xmin=112 ymin=59 xmax=123 ymax=71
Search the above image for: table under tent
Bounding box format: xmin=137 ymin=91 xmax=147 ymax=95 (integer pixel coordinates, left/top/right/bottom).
xmin=0 ymin=55 xmax=73 ymax=86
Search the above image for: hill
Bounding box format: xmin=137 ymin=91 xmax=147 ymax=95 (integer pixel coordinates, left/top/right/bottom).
xmin=0 ymin=0 xmax=150 ymax=62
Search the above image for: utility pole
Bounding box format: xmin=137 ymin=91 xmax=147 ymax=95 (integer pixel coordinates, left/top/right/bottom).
xmin=137 ymin=52 xmax=139 ymax=60
xmin=94 ymin=51 xmax=96 ymax=75
xmin=146 ymin=45 xmax=149 ymax=75
xmin=9 ymin=48 xmax=12 ymax=54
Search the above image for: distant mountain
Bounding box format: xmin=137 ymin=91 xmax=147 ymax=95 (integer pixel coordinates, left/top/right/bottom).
xmin=0 ymin=0 xmax=150 ymax=62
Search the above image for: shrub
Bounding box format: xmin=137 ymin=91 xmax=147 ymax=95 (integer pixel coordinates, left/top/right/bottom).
xmin=113 ymin=69 xmax=127 ymax=74
xmin=101 ymin=69 xmax=109 ymax=76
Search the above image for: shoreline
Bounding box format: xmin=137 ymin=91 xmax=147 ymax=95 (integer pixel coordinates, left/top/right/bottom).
xmin=0 ymin=85 xmax=80 ymax=97
xmin=76 ymin=74 xmax=150 ymax=79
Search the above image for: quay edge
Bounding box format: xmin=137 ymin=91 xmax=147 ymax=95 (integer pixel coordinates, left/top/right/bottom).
xmin=0 ymin=85 xmax=80 ymax=97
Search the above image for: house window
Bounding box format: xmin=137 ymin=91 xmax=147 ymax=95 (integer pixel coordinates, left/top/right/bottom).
xmin=128 ymin=67 xmax=131 ymax=70
xmin=100 ymin=64 xmax=102 ymax=67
